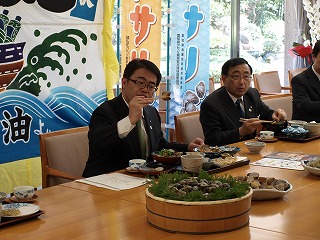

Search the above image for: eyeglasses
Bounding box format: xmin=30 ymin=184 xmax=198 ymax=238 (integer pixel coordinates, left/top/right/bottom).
xmin=226 ymin=74 xmax=252 ymax=82
xmin=128 ymin=78 xmax=158 ymax=92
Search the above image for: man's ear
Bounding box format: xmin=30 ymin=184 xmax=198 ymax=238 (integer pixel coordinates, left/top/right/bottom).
xmin=221 ymin=75 xmax=227 ymax=85
xmin=121 ymin=77 xmax=128 ymax=87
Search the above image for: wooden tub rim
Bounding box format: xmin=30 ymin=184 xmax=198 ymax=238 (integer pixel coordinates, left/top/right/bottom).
xmin=146 ymin=188 xmax=253 ymax=205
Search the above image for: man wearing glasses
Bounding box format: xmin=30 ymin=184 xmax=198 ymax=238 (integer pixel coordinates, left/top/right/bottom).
xmin=200 ymin=58 xmax=287 ymax=146
xmin=83 ymin=59 xmax=204 ymax=177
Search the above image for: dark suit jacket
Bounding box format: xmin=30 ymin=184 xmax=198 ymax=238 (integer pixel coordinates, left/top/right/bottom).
xmin=200 ymin=87 xmax=274 ymax=146
xmin=82 ymin=93 xmax=188 ymax=177
xmin=291 ymin=66 xmax=320 ymax=122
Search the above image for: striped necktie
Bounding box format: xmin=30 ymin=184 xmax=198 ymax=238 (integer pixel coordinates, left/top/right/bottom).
xmin=137 ymin=119 xmax=146 ymax=159
xmin=235 ymin=99 xmax=245 ymax=118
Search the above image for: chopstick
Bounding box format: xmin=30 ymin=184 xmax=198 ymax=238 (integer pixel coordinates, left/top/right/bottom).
xmin=239 ymin=118 xmax=274 ymax=123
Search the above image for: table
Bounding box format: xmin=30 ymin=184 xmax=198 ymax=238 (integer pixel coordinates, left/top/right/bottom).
xmin=1 ymin=139 xmax=320 ymax=239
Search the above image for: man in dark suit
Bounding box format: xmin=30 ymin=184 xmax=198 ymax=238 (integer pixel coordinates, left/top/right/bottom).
xmin=200 ymin=58 xmax=287 ymax=146
xmin=83 ymin=59 xmax=204 ymax=177
xmin=292 ymin=40 xmax=320 ymax=122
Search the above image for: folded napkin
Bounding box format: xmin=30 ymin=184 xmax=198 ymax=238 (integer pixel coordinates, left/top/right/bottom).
xmin=76 ymin=173 xmax=148 ymax=191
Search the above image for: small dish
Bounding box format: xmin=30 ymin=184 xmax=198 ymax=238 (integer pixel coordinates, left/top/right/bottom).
xmin=125 ymin=167 xmax=140 ymax=173
xmin=193 ymin=146 xmax=241 ymax=158
xmin=139 ymin=166 xmax=164 ymax=176
xmin=193 ymin=146 xmax=221 ymax=158
xmin=238 ymin=173 xmax=293 ymax=200
xmin=301 ymin=160 xmax=320 ymax=176
xmin=219 ymin=146 xmax=241 ymax=155
xmin=9 ymin=195 xmax=39 ymax=203
xmin=152 ymin=151 xmax=182 ymax=165
xmin=252 ymin=181 xmax=292 ymax=200
xmin=211 ymin=156 xmax=238 ymax=167
xmin=257 ymin=137 xmax=278 ymax=142
xmin=2 ymin=203 xmax=40 ymax=218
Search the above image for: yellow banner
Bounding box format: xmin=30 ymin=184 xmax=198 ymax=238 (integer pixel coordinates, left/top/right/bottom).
xmin=0 ymin=157 xmax=41 ymax=194
xmin=103 ymin=0 xmax=119 ymax=99
xmin=121 ymin=0 xmax=161 ymax=72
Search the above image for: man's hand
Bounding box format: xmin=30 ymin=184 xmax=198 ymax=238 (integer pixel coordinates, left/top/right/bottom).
xmin=128 ymin=96 xmax=153 ymax=124
xmin=272 ymin=108 xmax=287 ymax=122
xmin=187 ymin=137 xmax=205 ymax=152
xmin=239 ymin=118 xmax=262 ymax=138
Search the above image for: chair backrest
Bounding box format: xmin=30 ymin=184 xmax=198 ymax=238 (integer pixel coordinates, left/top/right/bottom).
xmin=261 ymin=94 xmax=293 ymax=121
xmin=288 ymin=68 xmax=307 ymax=87
xmin=253 ymin=71 xmax=282 ymax=93
xmin=209 ymin=77 xmax=215 ymax=93
xmin=174 ymin=111 xmax=204 ymax=143
xmin=39 ymin=126 xmax=89 ymax=188
xmin=158 ymin=81 xmax=166 ymax=111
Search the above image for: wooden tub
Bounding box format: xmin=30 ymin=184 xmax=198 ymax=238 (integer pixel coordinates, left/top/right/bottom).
xmin=146 ymin=188 xmax=253 ymax=234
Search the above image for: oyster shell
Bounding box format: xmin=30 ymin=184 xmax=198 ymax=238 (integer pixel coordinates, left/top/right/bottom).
xmin=239 ymin=172 xmax=290 ymax=191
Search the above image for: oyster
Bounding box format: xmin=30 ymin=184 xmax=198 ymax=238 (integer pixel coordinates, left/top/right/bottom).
xmin=196 ymin=81 xmax=206 ymax=99
xmin=237 ymin=172 xmax=290 ymax=191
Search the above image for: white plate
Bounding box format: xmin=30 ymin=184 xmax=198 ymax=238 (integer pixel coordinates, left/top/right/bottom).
xmin=252 ymin=180 xmax=293 ymax=200
xmin=2 ymin=203 xmax=40 ymax=217
xmin=301 ymin=160 xmax=320 ymax=176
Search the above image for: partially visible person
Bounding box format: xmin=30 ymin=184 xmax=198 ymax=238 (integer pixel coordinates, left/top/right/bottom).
xmin=200 ymin=58 xmax=287 ymax=146
xmin=82 ymin=59 xmax=204 ymax=177
xmin=292 ymin=40 xmax=320 ymax=122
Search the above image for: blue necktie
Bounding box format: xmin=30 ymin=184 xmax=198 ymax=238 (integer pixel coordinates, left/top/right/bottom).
xmin=236 ymin=99 xmax=245 ymax=118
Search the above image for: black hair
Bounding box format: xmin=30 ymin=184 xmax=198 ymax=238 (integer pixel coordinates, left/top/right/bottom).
xmin=312 ymin=40 xmax=320 ymax=58
xmin=123 ymin=59 xmax=162 ymax=86
xmin=221 ymin=57 xmax=253 ymax=75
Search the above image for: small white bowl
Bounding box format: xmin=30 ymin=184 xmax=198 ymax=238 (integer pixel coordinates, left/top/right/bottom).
xmin=14 ymin=186 xmax=34 ymax=201
xmin=129 ymin=159 xmax=146 ymax=170
xmin=301 ymin=160 xmax=320 ymax=176
xmin=245 ymin=141 xmax=266 ymax=153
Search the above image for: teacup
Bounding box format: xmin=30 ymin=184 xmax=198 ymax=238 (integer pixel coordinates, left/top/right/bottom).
xmin=14 ymin=186 xmax=34 ymax=201
xmin=259 ymin=131 xmax=274 ymax=140
xmin=129 ymin=159 xmax=146 ymax=170
xmin=181 ymin=154 xmax=203 ymax=173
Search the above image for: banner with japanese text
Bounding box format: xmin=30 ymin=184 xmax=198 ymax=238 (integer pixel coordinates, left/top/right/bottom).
xmin=0 ymin=0 xmax=117 ymax=192
xmin=169 ymin=0 xmax=210 ymax=126
xmin=0 ymin=0 xmax=108 ymax=164
xmin=120 ymin=0 xmax=161 ymax=73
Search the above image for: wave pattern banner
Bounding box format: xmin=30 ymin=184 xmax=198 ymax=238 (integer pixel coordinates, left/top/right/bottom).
xmin=169 ymin=0 xmax=210 ymax=127
xmin=0 ymin=1 xmax=107 ymax=164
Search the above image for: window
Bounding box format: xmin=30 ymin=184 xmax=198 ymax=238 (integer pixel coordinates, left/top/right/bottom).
xmin=210 ymin=0 xmax=285 ymax=86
